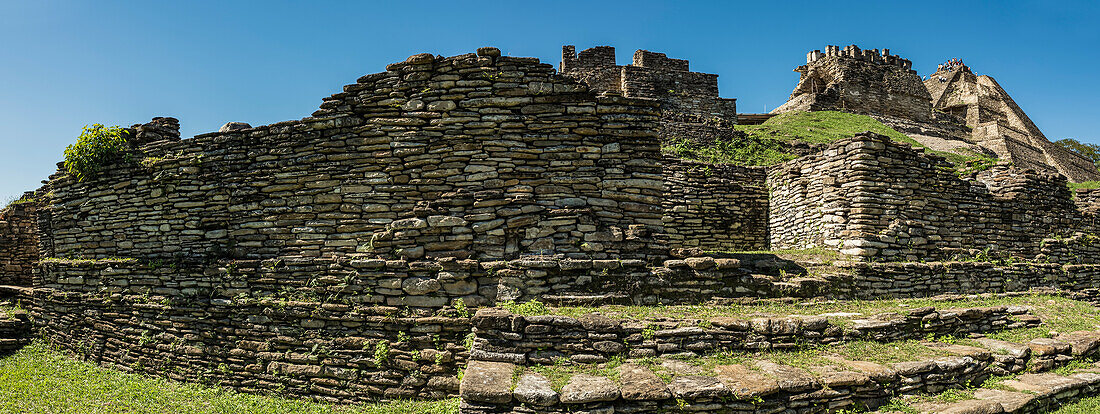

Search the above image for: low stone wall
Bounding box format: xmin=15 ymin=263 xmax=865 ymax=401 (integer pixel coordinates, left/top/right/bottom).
xmin=1038 ymin=234 xmax=1100 ymax=264
xmin=30 ymin=286 xmax=470 ymax=402
xmin=469 ymin=305 xmax=1037 ymax=365
xmin=459 ymin=331 xmax=1100 ymax=414
xmin=37 ymin=258 xmax=495 ymax=309
xmin=769 ymin=133 xmax=1092 ymax=261
xmin=662 ymin=159 xmax=768 ymax=251
xmin=0 ymin=196 xmax=38 ymax=286
xmin=0 ymin=308 xmax=30 ymax=354
xmin=493 ymin=256 xmax=831 ymax=306
xmin=843 ymin=262 xmax=1100 ymax=299
xmin=459 ymin=354 xmax=992 ymax=414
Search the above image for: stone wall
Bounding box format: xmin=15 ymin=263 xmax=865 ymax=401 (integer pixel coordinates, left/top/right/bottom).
xmin=662 ymin=159 xmax=768 ymax=251
xmin=843 ymin=261 xmax=1100 ymax=299
xmin=32 ymin=259 xmax=473 ymax=402
xmin=0 ymin=194 xmax=39 ymax=286
xmin=773 ymin=45 xmax=933 ymax=123
xmin=561 ymin=45 xmax=737 ymax=123
xmin=1076 ymin=188 xmax=1100 ymax=215
xmin=492 ymin=256 xmax=832 ymax=306
xmin=0 ymin=308 xmax=30 ymax=354
xmin=766 ymin=146 xmax=844 ymax=250
xmin=38 ymin=48 xmax=667 ymax=264
xmin=925 ymin=64 xmax=1100 ymax=182
xmin=470 ymin=305 xmax=1037 ymax=364
xmin=769 ymin=133 xmax=1090 ymax=261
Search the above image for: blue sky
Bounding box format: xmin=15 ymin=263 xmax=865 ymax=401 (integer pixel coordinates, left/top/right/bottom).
xmin=1 ymin=0 xmax=1097 ymax=201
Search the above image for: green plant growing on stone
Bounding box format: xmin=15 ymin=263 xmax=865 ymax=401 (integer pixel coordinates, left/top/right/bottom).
xmin=396 ymin=331 xmax=410 ymax=344
xmin=63 ymin=124 xmax=132 ymax=181
xmin=463 ymin=332 xmax=476 ymax=351
xmin=373 ymin=340 xmax=390 ymax=365
xmin=453 ymin=298 xmax=470 ymax=318
xmin=501 ymin=300 xmax=549 ymax=316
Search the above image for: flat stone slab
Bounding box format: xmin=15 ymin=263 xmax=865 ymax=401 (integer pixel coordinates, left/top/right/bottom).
xmin=806 ymin=364 xmax=869 ymax=387
xmin=915 ymin=399 xmax=1005 ymax=414
xmin=973 ymin=388 xmax=1036 ymax=412
xmin=891 ymin=359 xmax=936 ymax=376
xmin=560 ymin=374 xmax=619 ymax=404
xmin=752 ymin=360 xmax=818 ymax=392
xmin=460 ymin=360 xmax=515 ymax=403
xmin=974 ymin=338 xmax=1030 ymax=359
xmin=1070 ymin=371 xmax=1100 ymax=386
xmin=1057 ymin=331 xmax=1100 ymax=357
xmin=1027 ymin=338 xmax=1071 ymax=356
xmin=924 ymin=342 xmax=992 ymax=361
xmin=619 ymin=363 xmax=670 ymax=401
xmin=1000 ymin=373 xmax=1087 ymax=397
xmin=713 ymin=364 xmax=780 ymax=398
xmin=660 ymin=359 xmax=708 ymax=376
xmin=826 ymin=356 xmax=897 ymax=382
xmin=668 ymin=375 xmax=730 ymax=399
xmin=514 ymin=373 xmax=558 ymax=406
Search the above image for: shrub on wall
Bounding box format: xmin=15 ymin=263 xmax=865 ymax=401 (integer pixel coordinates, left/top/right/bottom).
xmin=63 ymin=124 xmax=131 ymax=181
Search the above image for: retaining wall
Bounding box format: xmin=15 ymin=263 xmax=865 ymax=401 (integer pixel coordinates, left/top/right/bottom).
xmin=662 ymin=159 xmax=768 ymax=251
xmin=0 ymin=196 xmax=38 ymax=286
xmin=37 ymin=49 xmax=666 ymax=265
xmin=769 ymin=133 xmax=1092 ymax=261
xmin=469 ymin=305 xmax=1037 ymax=364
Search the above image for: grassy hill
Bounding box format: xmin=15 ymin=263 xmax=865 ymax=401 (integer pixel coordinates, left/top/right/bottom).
xmin=734 ymin=111 xmax=922 ymax=146
xmin=662 ymin=111 xmax=992 ymax=171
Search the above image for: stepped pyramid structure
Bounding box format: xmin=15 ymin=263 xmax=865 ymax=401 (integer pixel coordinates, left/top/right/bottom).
xmin=926 ymin=61 xmax=1100 ymax=182
xmin=775 ymin=45 xmax=1100 ymax=182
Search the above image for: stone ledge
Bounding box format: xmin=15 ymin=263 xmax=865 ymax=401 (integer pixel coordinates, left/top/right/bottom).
xmin=460 ymin=331 xmax=1100 ymax=414
xmin=470 ymin=305 xmax=1040 ymax=364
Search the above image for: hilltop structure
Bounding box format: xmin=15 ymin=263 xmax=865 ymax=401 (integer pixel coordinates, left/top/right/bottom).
xmin=925 ymin=61 xmax=1100 ymax=181
xmin=1 ymin=45 xmax=1100 ymax=413
xmin=772 ymin=45 xmax=934 ymax=122
xmin=774 ymin=44 xmax=1100 ymax=182
xmin=560 ymin=45 xmax=737 ymax=123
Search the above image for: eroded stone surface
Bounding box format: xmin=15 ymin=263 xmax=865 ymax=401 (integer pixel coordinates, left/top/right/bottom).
xmin=713 ymin=364 xmax=781 ymax=398
xmin=513 ymin=373 xmax=558 ymax=406
xmin=459 ymin=361 xmax=515 ymax=404
xmin=560 ymin=374 xmax=619 ymax=404
xmin=619 ymin=363 xmax=671 ymax=400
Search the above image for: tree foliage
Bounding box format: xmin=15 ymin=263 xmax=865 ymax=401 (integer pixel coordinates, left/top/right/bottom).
xmin=1055 ymin=138 xmax=1100 ymax=168
xmin=63 ymin=124 xmax=131 ymax=181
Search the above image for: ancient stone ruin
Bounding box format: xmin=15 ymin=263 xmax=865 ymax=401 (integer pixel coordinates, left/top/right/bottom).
xmin=1 ymin=44 xmax=1100 ymax=413
xmin=925 ymin=61 xmax=1100 ymax=182
xmin=773 ymin=45 xmax=933 ymax=122
xmin=774 ymin=44 xmax=1100 ymax=183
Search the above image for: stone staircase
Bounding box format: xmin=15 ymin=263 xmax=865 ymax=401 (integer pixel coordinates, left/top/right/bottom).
xmin=0 ymin=306 xmax=31 ymax=355
xmin=458 ymin=307 xmax=1100 ymax=414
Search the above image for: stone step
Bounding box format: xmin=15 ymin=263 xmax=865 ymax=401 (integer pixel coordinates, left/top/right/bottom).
xmin=471 ymin=304 xmax=1040 ymax=364
xmin=902 ymin=368 xmax=1100 ymax=413
xmin=460 ymin=330 xmax=1100 ymax=414
xmin=0 ymin=308 xmax=31 ymax=355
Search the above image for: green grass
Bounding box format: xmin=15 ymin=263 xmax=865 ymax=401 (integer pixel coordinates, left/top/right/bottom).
xmin=1069 ymin=181 xmax=1100 ymax=190
xmin=515 ymin=294 xmax=1097 ymax=327
xmin=716 ymin=247 xmax=840 ymax=258
xmin=662 ymin=133 xmax=797 ymax=166
xmin=663 ymin=111 xmax=997 ymax=173
xmin=1053 ymin=395 xmax=1100 ymax=413
xmin=0 ymin=342 xmax=459 ymax=414
xmin=734 ymin=111 xmax=922 ymax=147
